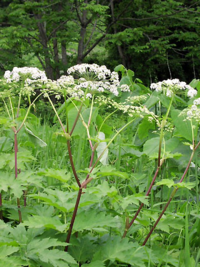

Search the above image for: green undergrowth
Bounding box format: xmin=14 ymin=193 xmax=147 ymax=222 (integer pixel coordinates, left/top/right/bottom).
xmin=0 ymin=65 xmax=200 ymax=266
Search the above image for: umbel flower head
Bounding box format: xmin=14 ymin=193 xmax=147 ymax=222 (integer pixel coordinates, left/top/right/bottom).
xmin=3 ymin=64 xmax=130 ymax=99
xmin=4 ymin=67 xmax=47 ymax=83
xmin=150 ymin=79 xmax=197 ymax=98
xmin=181 ymin=97 xmax=200 ymax=123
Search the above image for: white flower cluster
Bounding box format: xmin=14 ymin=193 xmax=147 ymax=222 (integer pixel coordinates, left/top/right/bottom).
xmin=67 ymin=63 xmax=111 ymax=80
xmin=150 ymin=79 xmax=197 ymax=98
xmin=4 ymin=67 xmax=47 ymax=83
xmin=184 ymin=98 xmax=200 ymax=122
xmin=2 ymin=64 xmax=131 ymax=99
xmin=120 ymin=84 xmax=130 ymax=92
xmin=57 ymin=75 xmax=74 ymax=86
xmin=67 ymin=63 xmax=122 ymax=96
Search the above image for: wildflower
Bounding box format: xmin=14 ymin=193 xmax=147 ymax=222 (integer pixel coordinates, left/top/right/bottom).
xmin=181 ymin=97 xmax=200 ymax=122
xmin=120 ymin=84 xmax=130 ymax=92
xmin=150 ymin=79 xmax=197 ymax=98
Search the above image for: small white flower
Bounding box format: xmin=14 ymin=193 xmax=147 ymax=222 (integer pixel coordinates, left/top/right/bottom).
xmin=4 ymin=70 xmax=11 ymax=79
xmin=187 ymin=89 xmax=197 ymax=98
xmin=86 ymin=93 xmax=92 ymax=99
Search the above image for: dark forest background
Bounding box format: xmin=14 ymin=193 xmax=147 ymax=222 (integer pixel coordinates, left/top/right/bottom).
xmin=1 ymin=0 xmax=200 ymax=85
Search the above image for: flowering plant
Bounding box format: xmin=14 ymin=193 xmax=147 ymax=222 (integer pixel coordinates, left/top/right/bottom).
xmin=150 ymin=78 xmax=197 ymax=98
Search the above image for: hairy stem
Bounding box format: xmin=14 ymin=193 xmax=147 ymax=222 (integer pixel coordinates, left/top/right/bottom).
xmin=67 ymin=140 xmax=81 ymax=188
xmin=14 ymin=133 xmax=22 ymax=223
xmin=65 ymin=188 xmax=82 ymax=251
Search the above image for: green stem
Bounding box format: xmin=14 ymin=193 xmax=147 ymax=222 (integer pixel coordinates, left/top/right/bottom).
xmin=158 ymin=96 xmax=173 ymax=166
xmin=17 ymin=93 xmax=43 ymax=133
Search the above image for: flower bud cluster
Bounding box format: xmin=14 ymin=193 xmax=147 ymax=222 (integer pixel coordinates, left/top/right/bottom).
xmin=150 ymin=79 xmax=197 ymax=98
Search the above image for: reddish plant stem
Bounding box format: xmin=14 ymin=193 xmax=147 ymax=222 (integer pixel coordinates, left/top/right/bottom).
xmin=67 ymin=140 xmax=81 ymax=188
xmin=122 ymin=162 xmax=163 ymax=238
xmin=65 ymin=188 xmax=82 ymax=251
xmin=143 ymin=141 xmax=200 ymax=245
xmin=14 ymin=133 xmax=22 ymax=223
xmin=142 ymin=188 xmax=177 ymax=246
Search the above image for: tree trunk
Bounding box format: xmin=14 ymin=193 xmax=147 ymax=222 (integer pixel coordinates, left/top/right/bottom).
xmin=61 ymin=42 xmax=68 ymax=74
xmin=53 ymin=38 xmax=60 ymax=79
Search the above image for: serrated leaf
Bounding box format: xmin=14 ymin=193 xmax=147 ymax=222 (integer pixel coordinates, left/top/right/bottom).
xmin=38 ymin=249 xmax=76 ymax=266
xmin=156 ymin=179 xmax=175 ymax=188
xmin=73 ymin=210 xmax=117 ymax=232
xmin=0 ymin=245 xmax=19 ymax=258
xmin=38 ymin=168 xmax=71 ymax=183
xmin=23 ymin=215 xmax=67 ymax=232
xmin=175 ymin=182 xmax=196 ymax=189
xmin=93 ymin=236 xmax=147 ymax=267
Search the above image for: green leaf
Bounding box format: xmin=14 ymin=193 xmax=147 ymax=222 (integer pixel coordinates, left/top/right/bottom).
xmin=114 ymin=64 xmax=126 ymax=73
xmin=52 ymin=131 xmax=71 ymax=142
xmin=143 ymin=137 xmax=180 ymax=159
xmin=38 ymin=168 xmax=71 ymax=183
xmin=25 ymin=126 xmax=47 ymax=147
xmin=0 ymin=137 xmax=13 ymax=152
xmin=22 ymin=215 xmax=67 ymax=232
xmin=38 ymin=249 xmax=76 ymax=266
xmin=82 ymin=261 xmax=105 ymax=267
xmin=93 ymin=236 xmax=147 ymax=267
xmin=138 ymin=117 xmax=155 ymax=139
xmin=119 ymin=194 xmax=149 ymax=209
xmin=156 ymin=179 xmax=175 ymax=188
xmin=175 ymin=182 xmax=196 ymax=190
xmin=0 ymin=171 xmax=24 ymax=198
xmin=73 ymin=209 xmax=117 ymax=232
xmin=97 ymin=165 xmax=129 ymax=179
xmin=171 ymin=109 xmax=198 ymax=142
xmin=68 ymin=106 xmax=98 ymax=137
xmin=120 ymin=76 xmax=131 ymax=86
xmin=0 ymin=245 xmax=19 ymax=258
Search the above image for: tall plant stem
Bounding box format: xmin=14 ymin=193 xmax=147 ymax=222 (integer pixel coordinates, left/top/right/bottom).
xmin=142 ymin=188 xmax=177 ymax=246
xmin=122 ymin=98 xmax=174 ymax=237
xmin=142 ymin=140 xmax=200 ymax=245
xmin=158 ymin=96 xmax=173 ymax=166
xmin=70 ymin=102 xmax=83 ymax=136
xmin=122 ymin=161 xmax=164 ymax=238
xmin=14 ymin=133 xmax=22 ymax=223
xmin=65 ymin=188 xmax=82 ymax=251
xmin=67 ymin=140 xmax=81 ymax=188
